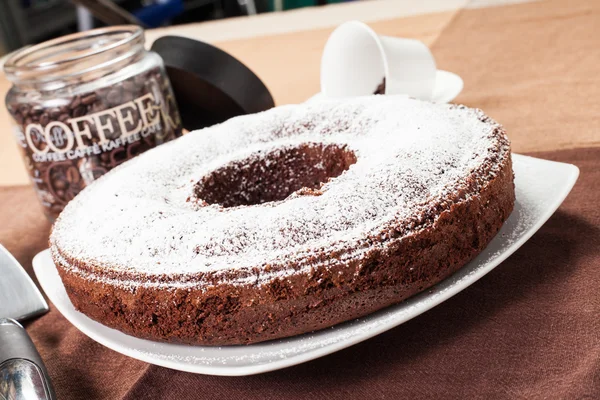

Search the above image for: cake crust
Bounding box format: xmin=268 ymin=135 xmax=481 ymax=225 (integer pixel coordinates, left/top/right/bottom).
xmin=50 ymin=97 xmax=515 ymax=345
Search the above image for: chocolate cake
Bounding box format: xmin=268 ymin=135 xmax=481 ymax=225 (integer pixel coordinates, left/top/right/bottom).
xmin=50 ymin=96 xmax=514 ymax=345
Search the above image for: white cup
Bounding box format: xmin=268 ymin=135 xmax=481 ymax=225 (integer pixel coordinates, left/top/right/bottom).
xmin=321 ymin=21 xmax=437 ymax=100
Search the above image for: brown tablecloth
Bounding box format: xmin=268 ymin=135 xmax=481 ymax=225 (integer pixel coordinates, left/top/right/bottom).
xmin=2 ymin=147 xmax=598 ymax=399
xmin=1 ymin=0 xmax=599 ymax=398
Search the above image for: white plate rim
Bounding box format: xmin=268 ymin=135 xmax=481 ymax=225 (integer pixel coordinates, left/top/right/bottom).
xmin=33 ymin=154 xmax=579 ymax=376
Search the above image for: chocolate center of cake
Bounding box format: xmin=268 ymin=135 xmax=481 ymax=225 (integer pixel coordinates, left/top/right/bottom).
xmin=194 ymin=142 xmax=357 ymax=208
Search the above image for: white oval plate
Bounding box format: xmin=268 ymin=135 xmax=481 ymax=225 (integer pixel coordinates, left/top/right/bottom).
xmin=33 ymin=154 xmax=578 ymax=376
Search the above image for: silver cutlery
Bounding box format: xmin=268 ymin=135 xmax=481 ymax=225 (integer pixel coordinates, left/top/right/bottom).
xmin=0 ymin=244 xmax=56 ymax=400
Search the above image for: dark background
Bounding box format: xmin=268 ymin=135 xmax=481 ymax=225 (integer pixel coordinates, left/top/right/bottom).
xmin=0 ymin=0 xmax=351 ymax=54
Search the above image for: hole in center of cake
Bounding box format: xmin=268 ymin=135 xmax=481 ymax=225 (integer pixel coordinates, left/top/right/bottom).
xmin=194 ymin=142 xmax=357 ymax=208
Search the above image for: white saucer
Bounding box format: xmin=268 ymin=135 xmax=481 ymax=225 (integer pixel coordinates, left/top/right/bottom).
xmin=309 ymin=69 xmax=464 ymax=104
xmin=432 ymin=70 xmax=464 ymax=103
xmin=33 ymin=154 xmax=578 ymax=376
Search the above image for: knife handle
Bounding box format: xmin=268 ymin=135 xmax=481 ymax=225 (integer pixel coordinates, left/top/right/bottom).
xmin=0 ymin=318 xmax=56 ymax=400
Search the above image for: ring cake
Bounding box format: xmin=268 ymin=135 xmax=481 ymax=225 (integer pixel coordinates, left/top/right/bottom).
xmin=50 ymin=96 xmax=514 ymax=345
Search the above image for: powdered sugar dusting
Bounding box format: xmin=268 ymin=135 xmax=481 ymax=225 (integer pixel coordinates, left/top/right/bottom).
xmin=50 ymin=96 xmax=509 ymax=287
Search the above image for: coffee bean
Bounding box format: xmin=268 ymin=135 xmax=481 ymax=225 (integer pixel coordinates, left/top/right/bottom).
xmin=64 ymin=191 xmax=75 ymax=201
xmin=92 ymin=102 xmax=107 ymax=113
xmin=96 ymin=87 xmax=110 ymax=98
xmin=49 ymin=107 xmax=61 ymax=119
xmin=55 ymin=189 xmax=65 ymax=198
xmin=65 ymin=166 xmax=81 ymax=184
xmin=18 ymin=104 xmax=30 ymax=116
xmin=73 ymin=106 xmax=87 ymax=118
xmin=133 ymin=74 xmax=146 ymax=86
xmin=121 ymin=91 xmax=134 ymax=103
xmin=106 ymin=88 xmax=122 ymax=105
xmin=31 ymin=105 xmax=43 ymax=115
xmin=58 ymin=113 xmax=70 ymax=123
xmin=81 ymin=93 xmax=97 ymax=105
xmin=53 ymin=179 xmax=68 ymax=190
xmin=40 ymin=113 xmax=50 ymax=126
xmin=121 ymin=80 xmax=134 ymax=91
xmin=91 ymin=168 xmax=106 ymax=180
xmin=69 ymin=96 xmax=81 ymax=109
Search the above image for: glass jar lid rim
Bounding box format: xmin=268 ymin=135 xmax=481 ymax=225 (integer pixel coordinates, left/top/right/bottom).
xmin=3 ymin=25 xmax=144 ymax=80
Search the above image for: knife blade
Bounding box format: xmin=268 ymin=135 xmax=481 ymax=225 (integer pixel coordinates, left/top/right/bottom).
xmin=0 ymin=244 xmax=48 ymax=320
xmin=0 ymin=244 xmax=56 ymax=400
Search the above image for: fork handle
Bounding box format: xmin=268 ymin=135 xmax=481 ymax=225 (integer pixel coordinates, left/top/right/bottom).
xmin=0 ymin=318 xmax=56 ymax=400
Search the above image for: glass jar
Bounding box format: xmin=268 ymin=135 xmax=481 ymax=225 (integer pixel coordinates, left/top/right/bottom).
xmin=4 ymin=26 xmax=183 ymax=221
